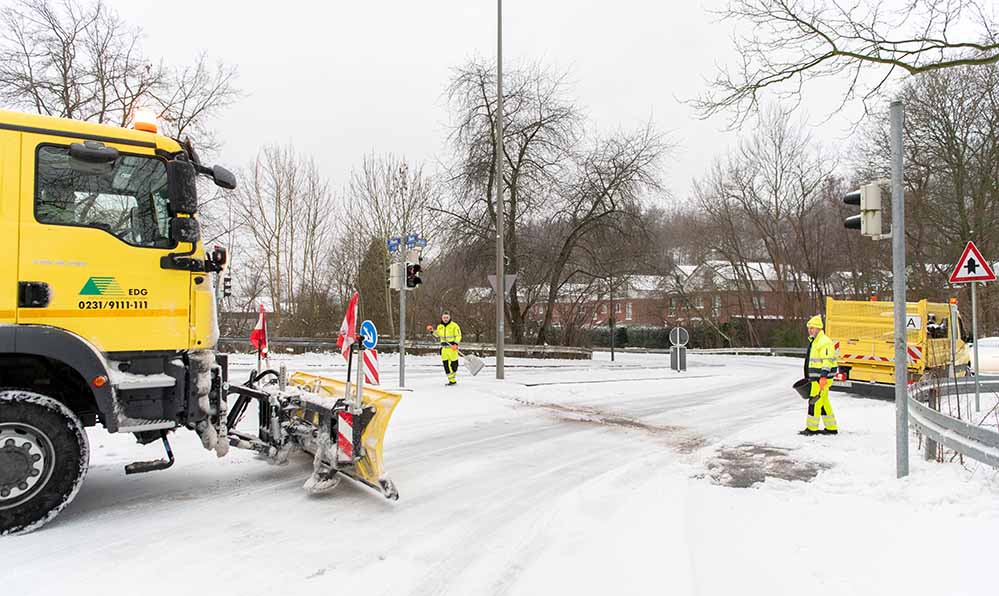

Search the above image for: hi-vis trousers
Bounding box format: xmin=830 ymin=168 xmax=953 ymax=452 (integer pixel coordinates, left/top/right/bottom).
xmin=806 ymin=381 xmax=838 ymax=431
xmin=441 ymin=346 xmax=459 ymax=383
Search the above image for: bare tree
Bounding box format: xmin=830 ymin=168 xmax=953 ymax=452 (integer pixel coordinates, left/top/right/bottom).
xmin=534 ymin=125 xmax=669 ymax=344
xmin=440 ymin=59 xmax=580 ymax=342
xmin=0 ymin=0 xmax=238 ymax=145
xmin=154 ymin=53 xmax=239 ymax=151
xmin=692 ymin=107 xmax=837 ymax=336
xmin=857 ymin=62 xmax=999 ymax=330
xmin=694 ymin=0 xmax=999 ymax=123
xmin=229 ymin=146 xmax=335 ymax=333
xmin=344 ymin=155 xmax=435 ymax=335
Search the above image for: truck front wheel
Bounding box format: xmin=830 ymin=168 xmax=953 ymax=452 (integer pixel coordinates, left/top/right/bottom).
xmin=0 ymin=389 xmax=89 ymax=535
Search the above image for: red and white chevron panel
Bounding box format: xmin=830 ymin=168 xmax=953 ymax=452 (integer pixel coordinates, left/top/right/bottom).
xmin=835 ymin=343 xmax=922 ymax=365
xmin=363 ymin=349 xmax=380 ymax=385
xmin=337 ymin=411 xmax=354 ymax=462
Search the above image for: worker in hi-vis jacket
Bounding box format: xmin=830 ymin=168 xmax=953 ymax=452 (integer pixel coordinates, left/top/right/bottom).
xmin=435 ymin=310 xmax=462 ymax=386
xmin=801 ymin=315 xmax=838 ymax=436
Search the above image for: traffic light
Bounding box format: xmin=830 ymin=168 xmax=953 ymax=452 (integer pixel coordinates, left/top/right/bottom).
xmin=222 ymin=275 xmax=232 ymax=298
xmin=406 ymin=262 xmax=422 ymax=289
xmin=843 ymin=183 xmax=883 ymax=238
xmin=388 ymin=262 xmax=404 ymax=291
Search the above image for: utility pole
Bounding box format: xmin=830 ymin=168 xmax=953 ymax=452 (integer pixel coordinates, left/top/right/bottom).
xmin=890 ymin=100 xmax=909 ymax=478
xmin=495 ymin=0 xmax=506 ymax=380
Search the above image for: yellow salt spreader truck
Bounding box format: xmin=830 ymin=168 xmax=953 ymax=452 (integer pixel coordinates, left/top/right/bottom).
xmin=826 ymin=296 xmax=972 ymax=399
xmin=0 ymin=110 xmax=400 ymax=535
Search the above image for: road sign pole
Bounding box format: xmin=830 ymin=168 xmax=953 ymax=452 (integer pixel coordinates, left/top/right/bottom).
xmin=399 ymin=229 xmax=406 ymax=388
xmin=973 ymin=281 xmax=980 ymax=412
xmin=890 ymin=100 xmax=909 ymax=479
xmin=947 ymin=241 xmax=995 ymax=413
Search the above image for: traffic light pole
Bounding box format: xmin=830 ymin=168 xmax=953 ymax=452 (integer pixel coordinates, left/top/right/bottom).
xmin=890 ymin=100 xmax=909 ymax=479
xmin=399 ymin=232 xmax=406 ymax=389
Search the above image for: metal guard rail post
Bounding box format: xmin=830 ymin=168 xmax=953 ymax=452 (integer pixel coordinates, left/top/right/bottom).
xmin=908 ymin=380 xmax=999 ymax=468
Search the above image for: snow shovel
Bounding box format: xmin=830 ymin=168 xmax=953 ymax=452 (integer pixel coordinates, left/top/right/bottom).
xmin=427 ymin=326 xmax=485 ymax=376
xmin=792 ymin=378 xmax=812 ymax=400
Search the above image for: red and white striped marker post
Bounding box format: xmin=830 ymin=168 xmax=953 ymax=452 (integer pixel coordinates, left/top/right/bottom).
xmin=337 ymin=411 xmax=354 ymax=463
xmin=363 ymin=349 xmax=380 ymax=385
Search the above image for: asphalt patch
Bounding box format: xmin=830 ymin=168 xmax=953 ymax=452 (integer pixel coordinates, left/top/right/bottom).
xmin=704 ymin=443 xmax=832 ymax=488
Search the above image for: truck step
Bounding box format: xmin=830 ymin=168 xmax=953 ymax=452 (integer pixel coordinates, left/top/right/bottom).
xmin=112 ymin=373 xmax=177 ymax=390
xmin=124 ymin=433 xmax=175 ymax=475
xmin=117 ymin=419 xmax=177 ymax=433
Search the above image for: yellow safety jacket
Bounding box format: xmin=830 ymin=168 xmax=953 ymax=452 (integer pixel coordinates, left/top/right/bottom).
xmin=436 ymin=321 xmax=462 ymax=359
xmin=805 ymin=330 xmax=836 ymax=382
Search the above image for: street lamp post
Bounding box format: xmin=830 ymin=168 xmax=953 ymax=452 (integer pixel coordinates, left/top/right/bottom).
xmin=495 ymin=0 xmax=506 ymax=379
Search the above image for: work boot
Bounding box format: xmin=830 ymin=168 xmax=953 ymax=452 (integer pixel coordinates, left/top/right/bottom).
xmin=821 ymin=429 xmax=839 ymax=435
xmin=798 ymin=429 xmax=820 ymax=436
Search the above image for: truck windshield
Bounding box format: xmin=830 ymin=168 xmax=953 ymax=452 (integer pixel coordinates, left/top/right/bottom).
xmin=34 ymin=145 xmax=173 ymax=248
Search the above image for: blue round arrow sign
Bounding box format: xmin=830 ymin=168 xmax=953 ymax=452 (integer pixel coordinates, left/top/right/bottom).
xmin=360 ymin=320 xmax=378 ymax=349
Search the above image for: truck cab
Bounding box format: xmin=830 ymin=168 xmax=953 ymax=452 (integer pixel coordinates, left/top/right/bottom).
xmin=0 ymin=109 xmax=235 ymax=534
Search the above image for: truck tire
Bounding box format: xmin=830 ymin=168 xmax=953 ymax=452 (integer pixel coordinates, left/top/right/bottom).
xmin=0 ymin=389 xmax=90 ymax=535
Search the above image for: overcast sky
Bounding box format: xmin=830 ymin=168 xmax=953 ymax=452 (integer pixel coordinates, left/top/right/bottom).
xmin=110 ymin=0 xmax=867 ymax=201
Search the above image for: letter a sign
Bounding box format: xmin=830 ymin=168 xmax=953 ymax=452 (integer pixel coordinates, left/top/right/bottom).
xmin=949 ymin=241 xmax=996 ymax=284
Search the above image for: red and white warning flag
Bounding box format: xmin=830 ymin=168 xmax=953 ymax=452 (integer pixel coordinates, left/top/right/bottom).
xmin=337 ymin=291 xmax=359 ymax=362
xmin=363 ymin=349 xmax=380 ymax=385
xmin=249 ymin=304 xmax=268 ymax=357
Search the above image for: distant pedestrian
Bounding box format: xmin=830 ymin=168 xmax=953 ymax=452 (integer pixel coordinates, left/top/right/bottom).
xmin=801 ymin=315 xmax=838 ymax=436
xmin=435 ymin=311 xmax=462 ymax=386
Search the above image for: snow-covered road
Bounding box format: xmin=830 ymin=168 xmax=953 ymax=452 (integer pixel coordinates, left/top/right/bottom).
xmin=2 ymin=353 xmax=997 ymax=595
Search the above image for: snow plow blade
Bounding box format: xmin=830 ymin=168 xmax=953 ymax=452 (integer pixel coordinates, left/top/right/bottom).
xmin=288 ymin=372 xmax=402 ymax=497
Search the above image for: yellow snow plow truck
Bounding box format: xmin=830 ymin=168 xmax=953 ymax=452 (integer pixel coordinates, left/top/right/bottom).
xmin=826 ymin=296 xmax=972 ymax=399
xmin=0 ymin=110 xmax=399 ymax=535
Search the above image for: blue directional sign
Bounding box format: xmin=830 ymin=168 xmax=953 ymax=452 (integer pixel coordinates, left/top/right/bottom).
xmin=415 ymin=239 xmax=428 ymax=248
xmin=360 ymin=320 xmax=378 ymax=349
xmin=387 ymin=237 xmax=401 ymax=252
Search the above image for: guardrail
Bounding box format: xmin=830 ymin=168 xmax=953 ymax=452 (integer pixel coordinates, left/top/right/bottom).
xmin=589 ymin=346 xmax=806 ymax=356
xmin=217 ymin=337 xmax=593 ymax=360
xmin=908 ymin=379 xmax=999 ymax=468
xmin=689 ymin=347 xmax=807 ymax=357
xmin=219 ymin=337 xmax=809 ymax=359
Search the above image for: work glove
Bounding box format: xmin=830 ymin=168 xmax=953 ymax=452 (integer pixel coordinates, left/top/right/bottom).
xmin=440 ymin=342 xmax=450 ymax=348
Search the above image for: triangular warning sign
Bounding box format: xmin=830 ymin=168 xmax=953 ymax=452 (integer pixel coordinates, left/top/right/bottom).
xmin=949 ymin=241 xmax=996 ymax=283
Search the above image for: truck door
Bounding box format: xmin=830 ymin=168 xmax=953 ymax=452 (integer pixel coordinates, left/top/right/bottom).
xmin=0 ymin=131 xmax=18 ymax=327
xmin=17 ymin=133 xmax=191 ymax=353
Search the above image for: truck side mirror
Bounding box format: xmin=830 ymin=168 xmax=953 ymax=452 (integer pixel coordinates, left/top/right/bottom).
xmin=211 ymin=165 xmax=237 ymax=190
xmin=167 ymin=160 xmax=198 ymax=214
xmin=170 ymin=217 xmax=200 ymax=245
